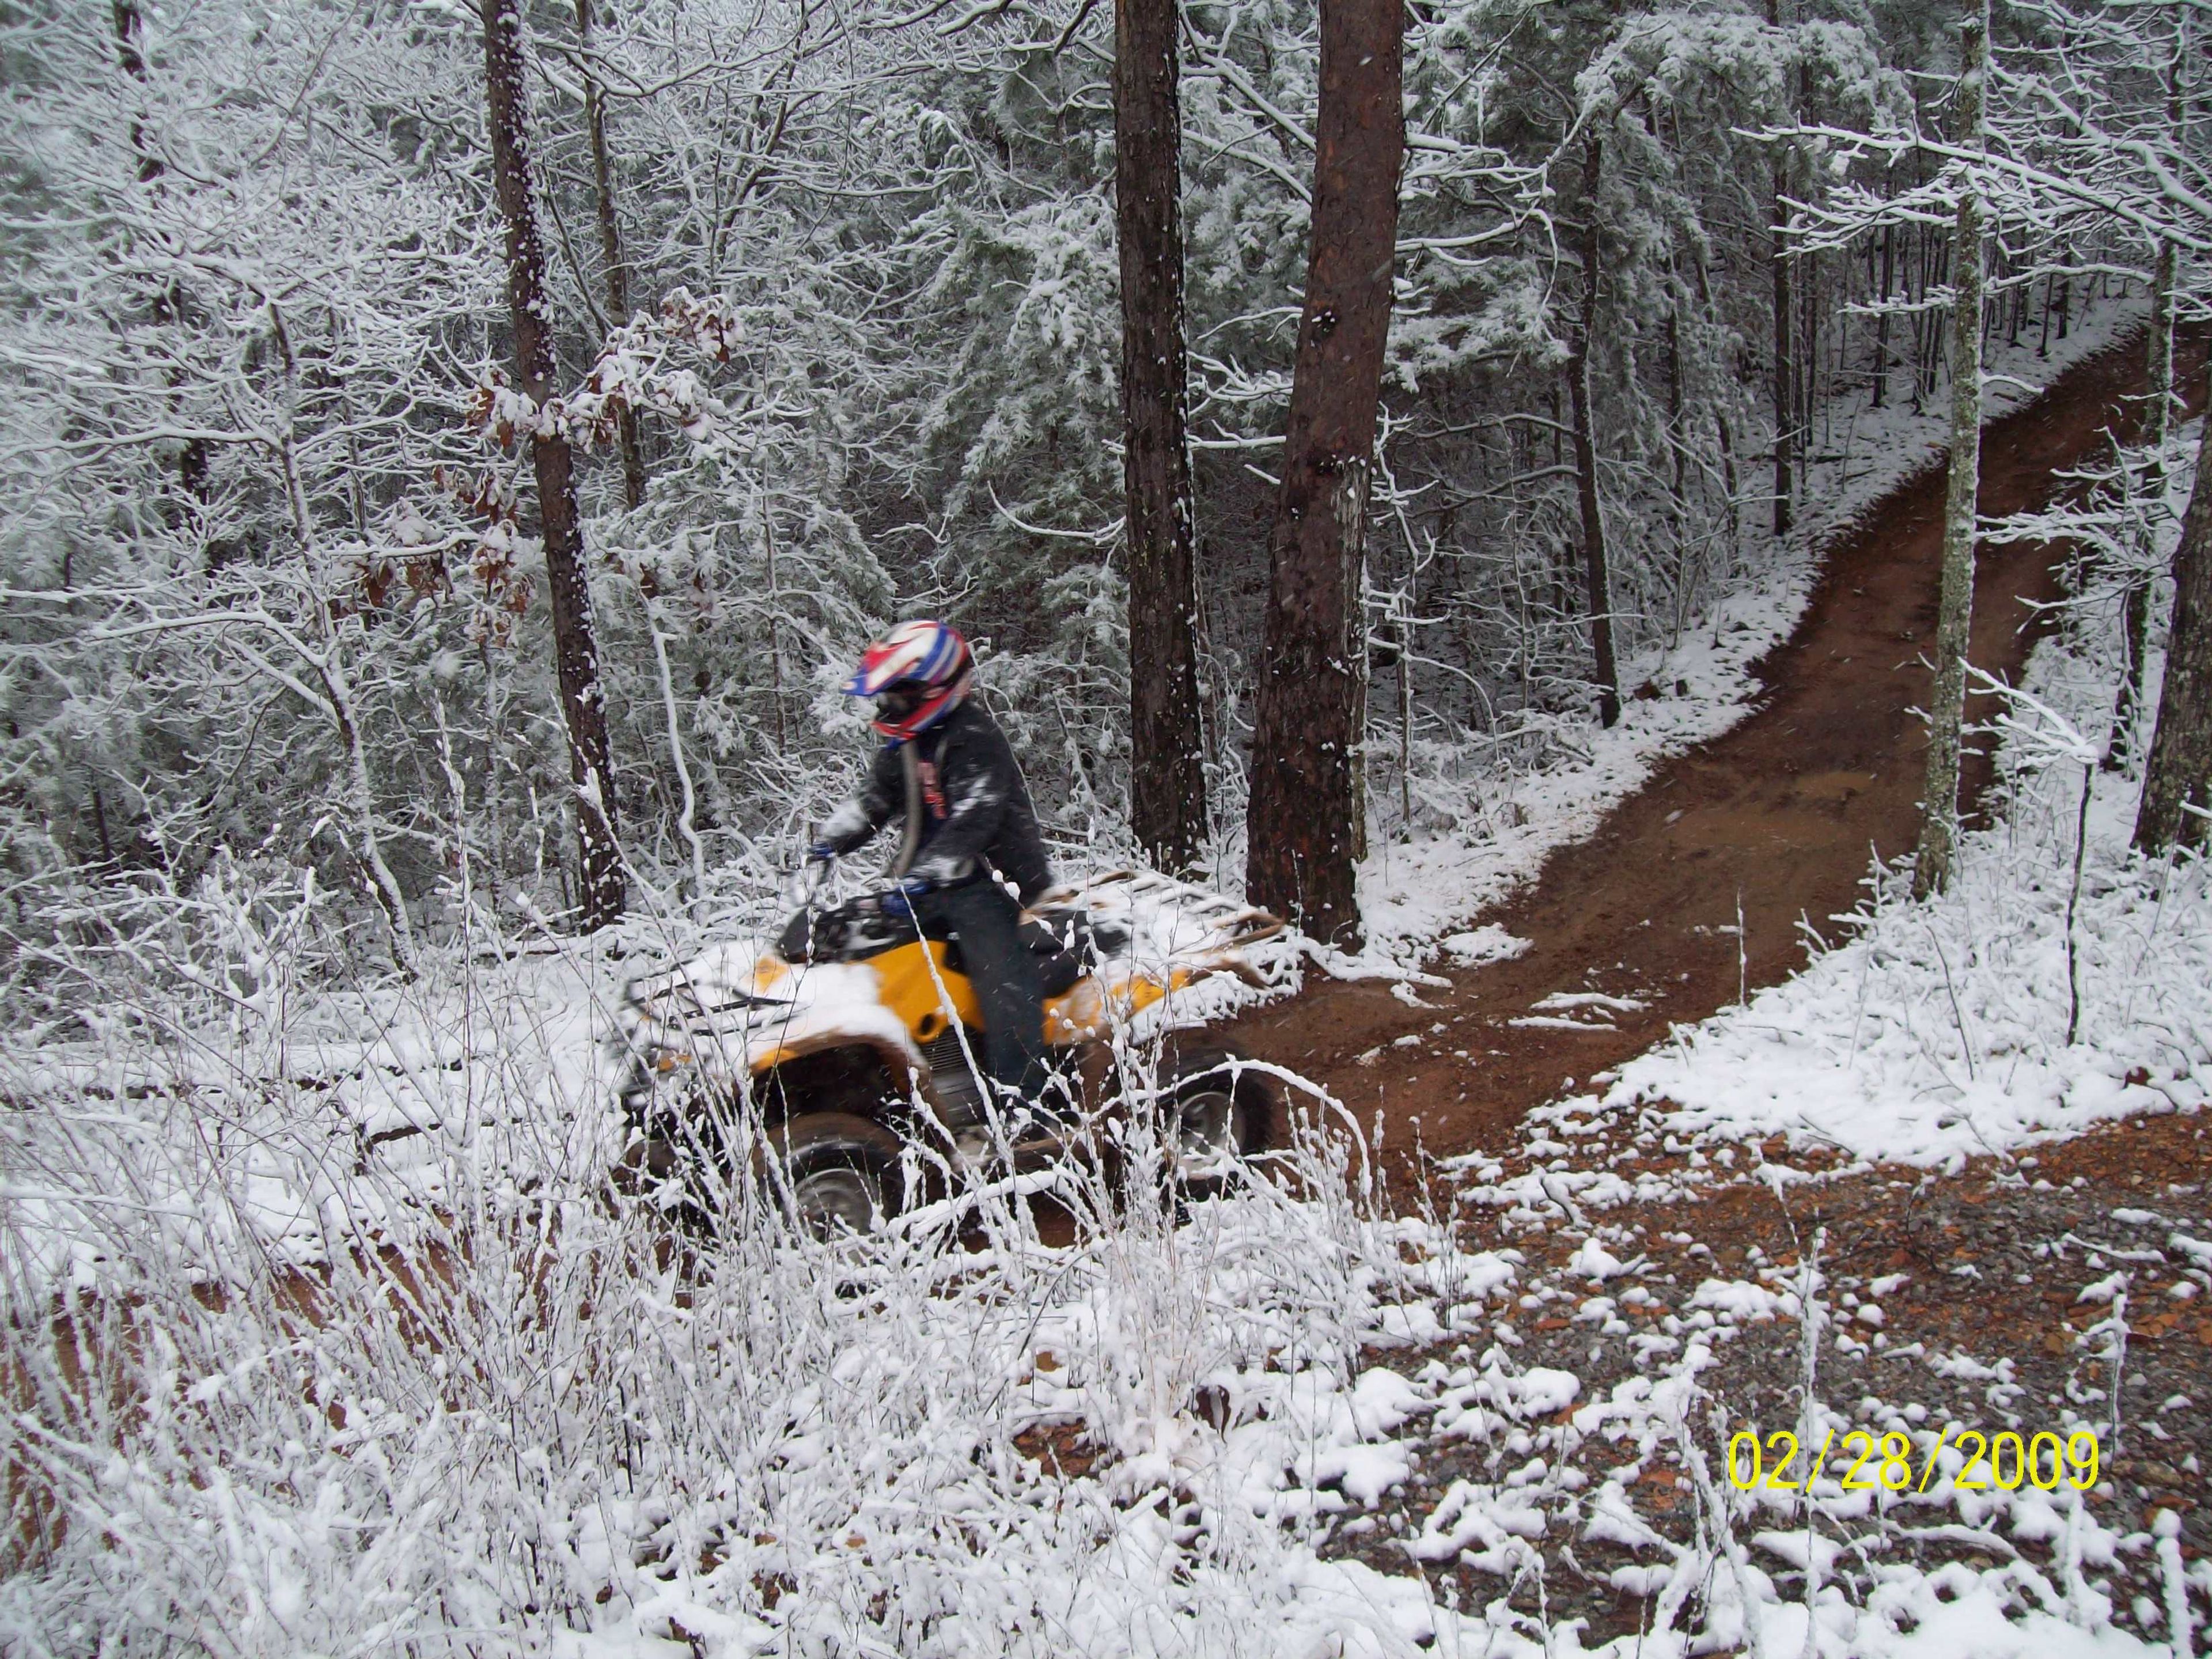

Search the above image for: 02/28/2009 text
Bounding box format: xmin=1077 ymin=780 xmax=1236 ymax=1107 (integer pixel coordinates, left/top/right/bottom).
xmin=1725 ymin=1426 xmax=2098 ymax=1494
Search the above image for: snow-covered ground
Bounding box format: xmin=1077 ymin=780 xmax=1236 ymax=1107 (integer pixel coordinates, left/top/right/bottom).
xmin=16 ymin=1017 xmax=2201 ymax=1659
xmin=1599 ymin=415 xmax=2210 ymax=1171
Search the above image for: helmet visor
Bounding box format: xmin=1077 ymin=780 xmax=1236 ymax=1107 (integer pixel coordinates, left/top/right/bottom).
xmin=877 ymin=684 xmax=925 ymax=724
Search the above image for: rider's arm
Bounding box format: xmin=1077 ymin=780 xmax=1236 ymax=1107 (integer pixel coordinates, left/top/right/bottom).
xmin=816 ymin=743 xmax=903 ymax=855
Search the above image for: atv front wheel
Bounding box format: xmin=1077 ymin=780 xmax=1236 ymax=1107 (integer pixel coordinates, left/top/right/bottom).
xmin=771 ymin=1112 xmax=908 ymax=1238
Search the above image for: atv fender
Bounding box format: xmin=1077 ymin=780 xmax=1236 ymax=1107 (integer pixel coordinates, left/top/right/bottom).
xmin=749 ymin=1028 xmax=948 ymax=1130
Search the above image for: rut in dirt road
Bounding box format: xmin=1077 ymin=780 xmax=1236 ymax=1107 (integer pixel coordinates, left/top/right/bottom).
xmin=1228 ymin=332 xmax=2206 ymax=1161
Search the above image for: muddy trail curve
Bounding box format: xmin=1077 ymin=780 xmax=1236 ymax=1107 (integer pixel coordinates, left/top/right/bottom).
xmin=1227 ymin=333 xmax=2207 ymax=1162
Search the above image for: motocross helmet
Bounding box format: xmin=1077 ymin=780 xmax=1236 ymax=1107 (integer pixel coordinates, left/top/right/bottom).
xmin=842 ymin=619 xmax=974 ymax=743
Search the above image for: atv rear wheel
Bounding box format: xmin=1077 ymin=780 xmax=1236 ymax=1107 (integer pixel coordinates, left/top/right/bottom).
xmin=771 ymin=1112 xmax=907 ymax=1238
xmin=1157 ymin=1044 xmax=1278 ymax=1191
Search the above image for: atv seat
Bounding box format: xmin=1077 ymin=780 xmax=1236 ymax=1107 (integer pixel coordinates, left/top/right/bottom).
xmin=1023 ymin=901 xmax=1137 ymax=998
xmin=1020 ymin=917 xmax=1085 ymax=997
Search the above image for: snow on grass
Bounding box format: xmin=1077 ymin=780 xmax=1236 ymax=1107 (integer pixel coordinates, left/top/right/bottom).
xmin=1353 ymin=293 xmax=2145 ymax=966
xmin=13 ymin=911 xmax=2200 ymax=1654
xmin=0 ymin=950 xmax=1527 ymax=1654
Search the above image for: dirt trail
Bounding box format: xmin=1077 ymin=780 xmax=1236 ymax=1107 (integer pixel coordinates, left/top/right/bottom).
xmin=1228 ymin=334 xmax=2205 ymax=1160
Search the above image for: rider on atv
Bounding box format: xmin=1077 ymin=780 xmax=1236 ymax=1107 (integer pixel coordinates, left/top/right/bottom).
xmin=810 ymin=620 xmax=1057 ymax=1111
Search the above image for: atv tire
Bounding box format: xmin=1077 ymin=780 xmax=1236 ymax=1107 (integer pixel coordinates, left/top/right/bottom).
xmin=770 ymin=1112 xmax=908 ymax=1238
xmin=1156 ymin=1043 xmax=1278 ymax=1194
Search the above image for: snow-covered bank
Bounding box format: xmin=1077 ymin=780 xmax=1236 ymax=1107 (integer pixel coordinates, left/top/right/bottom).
xmin=9 ymin=864 xmax=2206 ymax=1655
xmin=14 ymin=998 xmax=2205 ymax=1657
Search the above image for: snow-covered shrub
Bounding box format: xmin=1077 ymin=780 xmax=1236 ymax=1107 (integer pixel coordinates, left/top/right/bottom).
xmin=0 ymin=900 xmax=1479 ymax=1654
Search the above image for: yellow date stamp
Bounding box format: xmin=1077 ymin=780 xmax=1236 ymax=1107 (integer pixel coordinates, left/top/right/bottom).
xmin=1726 ymin=1426 xmax=2101 ymax=1494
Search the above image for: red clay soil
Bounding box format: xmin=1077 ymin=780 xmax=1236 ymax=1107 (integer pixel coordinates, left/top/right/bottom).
xmin=1228 ymin=332 xmax=2207 ymax=1162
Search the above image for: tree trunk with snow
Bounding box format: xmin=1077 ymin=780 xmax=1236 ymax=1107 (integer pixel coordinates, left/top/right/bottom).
xmin=1244 ymin=0 xmax=1403 ymax=950
xmin=1911 ymin=0 xmax=1988 ymax=902
xmin=2108 ymin=13 xmax=2187 ymax=767
xmin=482 ymin=0 xmax=625 ymax=929
xmin=2135 ymin=422 xmax=2212 ymax=856
xmin=1770 ymin=179 xmax=1795 ymax=540
xmin=2109 ymin=236 xmax=2176 ymax=770
xmin=1116 ymin=0 xmax=1208 ymax=877
xmin=575 ymin=0 xmax=645 ymax=513
xmin=1768 ymin=0 xmax=1794 ymax=539
xmin=1872 ymin=219 xmax=1893 ymax=410
xmin=1570 ymin=135 xmax=1621 ymax=729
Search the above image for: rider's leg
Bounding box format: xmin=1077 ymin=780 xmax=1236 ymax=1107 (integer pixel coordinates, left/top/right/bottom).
xmin=922 ymin=878 xmax=1048 ymax=1104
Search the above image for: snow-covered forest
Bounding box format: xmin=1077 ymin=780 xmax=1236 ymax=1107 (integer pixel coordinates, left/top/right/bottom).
xmin=3 ymin=0 xmax=2211 ymax=1650
xmin=5 ymin=0 xmax=2194 ymax=938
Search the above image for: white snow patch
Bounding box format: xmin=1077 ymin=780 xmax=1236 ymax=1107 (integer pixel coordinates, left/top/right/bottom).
xmin=1438 ymin=925 xmax=1532 ymax=968
xmin=1568 ymin=1238 xmax=1631 ymax=1281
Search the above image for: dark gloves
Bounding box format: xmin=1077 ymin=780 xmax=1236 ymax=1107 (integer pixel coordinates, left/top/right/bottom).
xmin=879 ymin=876 xmax=933 ymax=919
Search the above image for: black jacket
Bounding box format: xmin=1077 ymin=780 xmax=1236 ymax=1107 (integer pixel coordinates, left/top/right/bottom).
xmin=817 ymin=699 xmax=1055 ymax=903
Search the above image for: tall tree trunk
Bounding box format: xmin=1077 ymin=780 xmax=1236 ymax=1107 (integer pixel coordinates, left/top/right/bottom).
xmin=1800 ymin=56 xmax=1820 ymax=463
xmin=2109 ymin=236 xmax=2177 ymax=768
xmin=1767 ymin=0 xmax=1794 ymax=538
xmin=1116 ymin=0 xmax=1208 ymax=876
xmin=1570 ymin=137 xmax=1620 ymax=728
xmin=2109 ymin=22 xmax=2186 ymax=768
xmin=1693 ymin=253 xmax=1742 ymax=556
xmin=1923 ymin=238 xmax=1950 ymax=403
xmin=1873 ymin=218 xmax=1893 ymax=409
xmin=482 ymin=0 xmax=625 ymax=929
xmin=2135 ymin=422 xmax=2212 ymax=855
xmin=1665 ymin=275 xmax=1691 ymax=638
xmin=1244 ymin=0 xmax=1403 ymax=949
xmin=1911 ymin=0 xmax=1988 ymax=901
xmin=575 ymin=0 xmax=645 ymax=511
xmin=1770 ymin=182 xmax=1794 ymax=537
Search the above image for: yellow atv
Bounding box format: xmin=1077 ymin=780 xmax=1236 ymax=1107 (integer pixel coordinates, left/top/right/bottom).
xmin=614 ymin=870 xmax=1286 ymax=1234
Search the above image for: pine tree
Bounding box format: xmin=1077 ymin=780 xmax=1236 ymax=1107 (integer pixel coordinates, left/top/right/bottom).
xmin=1244 ymin=0 xmax=1404 ymax=948
xmin=1117 ymin=0 xmax=1208 ymax=876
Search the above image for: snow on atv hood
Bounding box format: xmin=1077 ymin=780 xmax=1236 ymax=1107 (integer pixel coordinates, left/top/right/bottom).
xmin=618 ymin=938 xmax=920 ymax=1074
xmin=615 ymin=870 xmax=1285 ymax=1081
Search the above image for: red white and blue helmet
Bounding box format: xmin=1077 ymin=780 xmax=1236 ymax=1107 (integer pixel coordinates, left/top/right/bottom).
xmin=842 ymin=620 xmax=974 ymax=742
